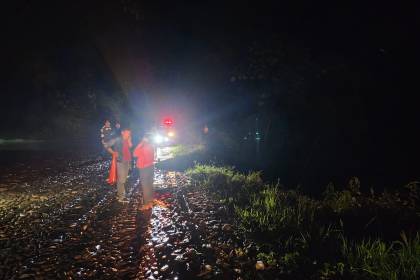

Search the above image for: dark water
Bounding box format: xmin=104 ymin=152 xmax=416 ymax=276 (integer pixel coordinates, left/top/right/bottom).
xmin=206 ymin=140 xmax=420 ymax=196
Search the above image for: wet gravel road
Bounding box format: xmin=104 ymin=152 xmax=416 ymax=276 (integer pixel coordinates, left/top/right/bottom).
xmin=1 ymin=158 xmax=273 ymax=280
xmin=0 ymin=158 xmax=144 ymax=279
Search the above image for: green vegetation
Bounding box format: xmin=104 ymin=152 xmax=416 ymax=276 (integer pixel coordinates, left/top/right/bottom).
xmin=338 ymin=232 xmax=420 ymax=280
xmin=186 ymin=164 xmax=420 ymax=279
xmin=170 ymin=144 xmax=205 ymax=158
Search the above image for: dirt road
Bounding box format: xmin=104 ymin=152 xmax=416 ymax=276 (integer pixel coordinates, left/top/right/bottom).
xmin=0 ymin=157 xmax=264 ymax=280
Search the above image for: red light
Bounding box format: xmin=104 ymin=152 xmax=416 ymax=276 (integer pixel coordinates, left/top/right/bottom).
xmin=162 ymin=117 xmax=174 ymax=126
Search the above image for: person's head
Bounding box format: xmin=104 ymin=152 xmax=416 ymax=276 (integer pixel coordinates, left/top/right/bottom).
xmin=104 ymin=120 xmax=111 ymax=127
xmin=121 ymin=128 xmax=131 ymax=140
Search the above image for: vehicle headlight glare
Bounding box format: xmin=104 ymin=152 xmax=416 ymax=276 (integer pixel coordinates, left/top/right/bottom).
xmin=153 ymin=134 xmax=164 ymax=144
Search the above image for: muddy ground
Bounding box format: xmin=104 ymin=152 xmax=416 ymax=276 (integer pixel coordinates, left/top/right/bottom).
xmin=0 ymin=157 xmax=272 ymax=280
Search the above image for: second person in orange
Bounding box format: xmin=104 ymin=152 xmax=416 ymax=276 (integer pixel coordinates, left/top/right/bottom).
xmin=133 ymin=133 xmax=155 ymax=210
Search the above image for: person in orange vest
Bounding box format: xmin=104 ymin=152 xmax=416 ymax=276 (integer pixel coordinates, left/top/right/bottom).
xmin=133 ymin=133 xmax=155 ymax=210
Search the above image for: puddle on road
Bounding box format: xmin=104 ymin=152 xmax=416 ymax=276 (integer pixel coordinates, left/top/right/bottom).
xmin=137 ymin=171 xmax=195 ymax=279
xmin=153 ymin=169 xmax=187 ymax=191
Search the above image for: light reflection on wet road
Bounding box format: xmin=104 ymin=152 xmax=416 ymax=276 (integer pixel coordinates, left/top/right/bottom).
xmin=0 ymin=158 xmax=257 ymax=279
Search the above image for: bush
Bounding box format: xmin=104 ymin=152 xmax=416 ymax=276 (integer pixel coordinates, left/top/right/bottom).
xmin=186 ymin=164 xmax=235 ymax=185
xmin=322 ymin=179 xmax=420 ymax=240
xmin=322 ymin=178 xmax=361 ymax=213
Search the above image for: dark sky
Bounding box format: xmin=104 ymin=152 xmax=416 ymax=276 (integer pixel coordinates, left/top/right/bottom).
xmin=2 ymin=0 xmax=419 ymax=131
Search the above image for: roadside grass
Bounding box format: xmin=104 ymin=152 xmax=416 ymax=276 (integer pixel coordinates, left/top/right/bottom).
xmin=156 ymin=144 xmax=207 ymax=171
xmin=186 ymin=164 xmax=420 ymax=279
xmin=334 ymin=232 xmax=420 ymax=280
xmin=170 ymin=144 xmax=205 ymax=158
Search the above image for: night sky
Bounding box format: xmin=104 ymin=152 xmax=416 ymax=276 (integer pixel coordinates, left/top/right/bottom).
xmin=2 ymin=0 xmax=419 ymax=187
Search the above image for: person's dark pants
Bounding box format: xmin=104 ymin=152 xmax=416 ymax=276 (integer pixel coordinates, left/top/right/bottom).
xmin=139 ymin=165 xmax=154 ymax=204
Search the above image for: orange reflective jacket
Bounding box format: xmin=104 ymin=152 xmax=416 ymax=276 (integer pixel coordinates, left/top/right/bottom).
xmin=133 ymin=141 xmax=154 ymax=169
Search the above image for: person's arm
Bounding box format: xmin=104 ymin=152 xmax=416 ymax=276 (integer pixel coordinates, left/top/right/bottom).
xmin=104 ymin=138 xmax=119 ymax=157
xmin=128 ymin=135 xmax=133 ymax=148
xmin=133 ymin=141 xmax=143 ymax=157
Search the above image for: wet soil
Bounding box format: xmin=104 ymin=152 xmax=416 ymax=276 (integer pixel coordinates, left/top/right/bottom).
xmin=0 ymin=156 xmax=140 ymax=278
xmin=0 ymin=159 xmax=273 ymax=279
xmin=137 ymin=173 xmax=280 ymax=280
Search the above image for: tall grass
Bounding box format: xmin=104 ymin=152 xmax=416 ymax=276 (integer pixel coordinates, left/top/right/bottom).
xmin=171 ymin=144 xmax=205 ymax=157
xmin=337 ymin=232 xmax=420 ymax=279
xmin=186 ymin=164 xmax=420 ymax=279
xmin=186 ymin=164 xmax=263 ymax=205
xmin=234 ymin=185 xmax=318 ymax=240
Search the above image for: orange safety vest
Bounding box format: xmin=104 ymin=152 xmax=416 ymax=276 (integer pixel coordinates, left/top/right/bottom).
xmin=133 ymin=141 xmax=154 ymax=169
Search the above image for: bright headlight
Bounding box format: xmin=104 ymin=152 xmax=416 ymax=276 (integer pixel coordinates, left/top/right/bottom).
xmin=168 ymin=131 xmax=175 ymax=138
xmin=153 ymin=134 xmax=164 ymax=144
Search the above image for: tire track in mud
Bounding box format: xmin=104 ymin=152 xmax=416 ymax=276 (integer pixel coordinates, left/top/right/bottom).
xmin=0 ymin=161 xmax=110 ymax=279
xmin=135 ymin=171 xmax=269 ymax=280
xmin=64 ymin=176 xmax=143 ymax=279
xmin=0 ymin=160 xmax=143 ymax=279
xmin=135 ymin=172 xmax=244 ymax=280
